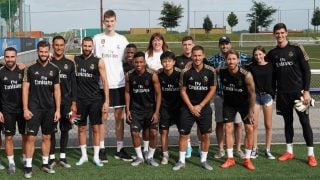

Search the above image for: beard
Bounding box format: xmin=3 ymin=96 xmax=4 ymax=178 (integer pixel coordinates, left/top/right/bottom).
xmin=82 ymin=50 xmax=92 ymax=57
xmin=38 ymin=55 xmax=49 ymax=62
xmin=5 ymin=61 xmax=16 ymax=69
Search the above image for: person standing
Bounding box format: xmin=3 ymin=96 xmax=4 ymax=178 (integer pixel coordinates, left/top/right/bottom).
xmin=145 ymin=32 xmax=168 ymax=71
xmin=123 ymin=43 xmax=137 ymax=73
xmin=267 ymin=23 xmax=317 ymax=167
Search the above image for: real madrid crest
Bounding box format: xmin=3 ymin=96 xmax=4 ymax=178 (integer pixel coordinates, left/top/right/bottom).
xmin=238 ymin=80 xmax=243 ymax=86
xmin=288 ymin=51 xmax=294 ymax=57
xmin=101 ymin=39 xmax=105 ymax=45
xmin=18 ymin=73 xmax=22 ymax=79
xmin=49 ymin=71 xmax=53 ymax=76
xmin=90 ymin=64 xmax=95 ymax=69
xmin=203 ymin=76 xmax=208 ymax=82
xmin=64 ymin=64 xmax=68 ymax=70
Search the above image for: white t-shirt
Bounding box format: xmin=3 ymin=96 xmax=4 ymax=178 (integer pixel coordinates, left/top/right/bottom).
xmin=93 ymin=32 xmax=129 ymax=89
xmin=145 ymin=51 xmax=163 ymax=71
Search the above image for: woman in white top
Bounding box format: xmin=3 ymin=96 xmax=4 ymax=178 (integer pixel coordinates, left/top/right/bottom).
xmin=145 ymin=32 xmax=168 ymax=71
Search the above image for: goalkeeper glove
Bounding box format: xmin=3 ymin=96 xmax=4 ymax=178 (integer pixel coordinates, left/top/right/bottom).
xmin=68 ymin=111 xmax=81 ymax=125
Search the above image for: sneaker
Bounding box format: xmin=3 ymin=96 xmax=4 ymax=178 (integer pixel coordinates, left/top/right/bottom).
xmin=236 ymin=150 xmax=245 ymax=159
xmin=41 ymin=164 xmax=55 ymax=174
xmin=201 ymin=161 xmax=213 ymax=171
xmin=131 ymin=157 xmax=144 ymax=166
xmin=114 ymin=148 xmax=133 ymax=162
xmin=24 ymin=167 xmax=32 ymax=179
xmin=59 ymin=159 xmax=72 ymax=168
xmin=7 ymin=163 xmax=15 ymax=175
xmin=75 ymin=157 xmax=88 ymax=166
xmin=93 ymin=159 xmax=104 ymax=167
xmin=220 ymin=158 xmax=236 ymax=168
xmin=308 ymin=155 xmax=317 ymax=167
xmin=99 ymin=149 xmax=108 ymax=163
xmin=251 ymin=149 xmax=258 ymax=159
xmin=161 ymin=156 xmax=169 ymax=165
xmin=242 ymin=158 xmax=255 ymax=170
xmin=265 ymin=150 xmax=275 ymax=160
xmin=0 ymin=161 xmax=5 ymax=170
xmin=48 ymin=159 xmax=56 ymax=169
xmin=214 ymin=150 xmax=225 ymax=159
xmin=278 ymin=151 xmax=295 ymax=161
xmin=147 ymin=158 xmax=159 ymax=167
xmin=143 ymin=151 xmax=148 ymax=160
xmin=186 ymin=146 xmax=193 ymax=158
xmin=172 ymin=161 xmax=185 ymax=171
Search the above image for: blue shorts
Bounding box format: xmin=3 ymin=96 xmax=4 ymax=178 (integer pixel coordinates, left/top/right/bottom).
xmin=256 ymin=93 xmax=273 ymax=106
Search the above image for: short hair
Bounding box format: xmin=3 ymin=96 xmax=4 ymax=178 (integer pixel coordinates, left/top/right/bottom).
xmin=273 ymin=23 xmax=287 ymax=33
xmin=133 ymin=51 xmax=145 ymax=59
xmin=225 ymin=49 xmax=239 ymax=59
xmin=4 ymin=47 xmax=17 ymax=56
xmin=126 ymin=43 xmax=137 ymax=49
xmin=37 ymin=40 xmax=50 ymax=50
xmin=160 ymin=51 xmax=176 ymax=61
xmin=52 ymin=35 xmax=65 ymax=44
xmin=104 ymin=10 xmax=116 ymax=20
xmin=82 ymin=36 xmax=93 ymax=43
xmin=191 ymin=45 xmax=204 ymax=53
xmin=181 ymin=36 xmax=193 ymax=43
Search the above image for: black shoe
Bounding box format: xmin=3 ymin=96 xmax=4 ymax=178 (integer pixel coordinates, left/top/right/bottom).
xmin=114 ymin=148 xmax=133 ymax=162
xmin=23 ymin=167 xmax=32 ymax=179
xmin=99 ymin=149 xmax=108 ymax=163
xmin=41 ymin=164 xmax=55 ymax=174
xmin=48 ymin=159 xmax=56 ymax=169
xmin=59 ymin=158 xmax=72 ymax=168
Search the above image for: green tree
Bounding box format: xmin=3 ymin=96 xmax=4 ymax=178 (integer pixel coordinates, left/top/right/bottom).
xmin=203 ymin=15 xmax=213 ymax=37
xmin=158 ymin=1 xmax=183 ymax=30
xmin=0 ymin=0 xmax=18 ymax=33
xmin=311 ymin=7 xmax=320 ymax=33
xmin=246 ymin=0 xmax=276 ymax=33
xmin=227 ymin=12 xmax=238 ymax=33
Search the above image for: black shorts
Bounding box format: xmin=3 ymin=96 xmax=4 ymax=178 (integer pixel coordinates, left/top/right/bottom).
xmin=53 ymin=104 xmax=72 ymax=133
xmin=223 ymin=103 xmax=250 ymax=124
xmin=106 ymin=87 xmax=125 ymax=108
xmin=159 ymin=107 xmax=179 ymax=130
xmin=178 ymin=105 xmax=212 ymax=135
xmin=77 ymin=100 xmax=102 ymax=126
xmin=276 ymin=91 xmax=301 ymax=115
xmin=2 ymin=112 xmax=25 ymax=136
xmin=130 ymin=111 xmax=158 ymax=132
xmin=25 ymin=109 xmax=55 ymax=135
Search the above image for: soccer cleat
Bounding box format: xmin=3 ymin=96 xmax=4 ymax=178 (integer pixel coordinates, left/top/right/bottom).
xmin=41 ymin=164 xmax=56 ymax=174
xmin=93 ymin=159 xmax=104 ymax=167
xmin=172 ymin=161 xmax=185 ymax=171
xmin=214 ymin=150 xmax=225 ymax=159
xmin=242 ymin=158 xmax=255 ymax=170
xmin=251 ymin=149 xmax=258 ymax=159
xmin=24 ymin=167 xmax=32 ymax=179
xmin=0 ymin=160 xmax=5 ymax=170
xmin=48 ymin=159 xmax=56 ymax=169
xmin=147 ymin=158 xmax=159 ymax=167
xmin=114 ymin=148 xmax=133 ymax=162
xmin=236 ymin=150 xmax=245 ymax=159
xmin=99 ymin=149 xmax=108 ymax=163
xmin=308 ymin=155 xmax=317 ymax=167
xmin=220 ymin=158 xmax=236 ymax=168
xmin=7 ymin=163 xmax=15 ymax=175
xmin=278 ymin=151 xmax=295 ymax=161
xmin=201 ymin=161 xmax=213 ymax=171
xmin=59 ymin=159 xmax=72 ymax=168
xmin=185 ymin=146 xmax=193 ymax=158
xmin=131 ymin=157 xmax=144 ymax=166
xmin=265 ymin=150 xmax=275 ymax=160
xmin=75 ymin=157 xmax=88 ymax=166
xmin=161 ymin=156 xmax=169 ymax=165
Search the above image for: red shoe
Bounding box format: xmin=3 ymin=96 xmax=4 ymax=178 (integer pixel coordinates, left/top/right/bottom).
xmin=220 ymin=158 xmax=235 ymax=168
xmin=278 ymin=151 xmax=295 ymax=161
xmin=242 ymin=158 xmax=255 ymax=171
xmin=308 ymin=155 xmax=317 ymax=167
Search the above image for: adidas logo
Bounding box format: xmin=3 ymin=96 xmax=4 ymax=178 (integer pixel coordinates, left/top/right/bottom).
xmin=35 ymin=71 xmax=39 ymax=75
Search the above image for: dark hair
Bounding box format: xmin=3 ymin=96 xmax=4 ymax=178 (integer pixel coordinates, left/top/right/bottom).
xmin=126 ymin=43 xmax=137 ymax=49
xmin=146 ymin=32 xmax=168 ymax=58
xmin=224 ymin=49 xmax=239 ymax=59
xmin=104 ymin=10 xmax=116 ymax=20
xmin=252 ymin=45 xmax=267 ymax=63
xmin=4 ymin=47 xmax=17 ymax=56
xmin=191 ymin=45 xmax=204 ymax=53
xmin=52 ymin=35 xmax=65 ymax=44
xmin=160 ymin=51 xmax=176 ymax=61
xmin=82 ymin=36 xmax=93 ymax=43
xmin=133 ymin=51 xmax=145 ymax=59
xmin=37 ymin=40 xmax=50 ymax=50
xmin=273 ymin=23 xmax=287 ymax=33
xmin=181 ymin=36 xmax=193 ymax=43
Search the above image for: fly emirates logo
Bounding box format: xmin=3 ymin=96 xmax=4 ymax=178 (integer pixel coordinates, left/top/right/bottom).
xmin=188 ymin=82 xmax=208 ymax=91
xmin=4 ymin=80 xmax=21 ymax=90
xmin=35 ymin=76 xmax=52 ymax=85
xmin=276 ymin=58 xmax=293 ymax=67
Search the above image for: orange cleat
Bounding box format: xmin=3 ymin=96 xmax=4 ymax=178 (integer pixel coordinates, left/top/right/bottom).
xmin=278 ymin=151 xmax=295 ymax=161
xmin=308 ymin=155 xmax=317 ymax=167
xmin=220 ymin=158 xmax=236 ymax=168
xmin=242 ymin=158 xmax=255 ymax=170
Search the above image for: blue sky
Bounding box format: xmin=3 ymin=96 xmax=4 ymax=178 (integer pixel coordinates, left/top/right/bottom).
xmin=24 ymin=0 xmax=319 ymax=33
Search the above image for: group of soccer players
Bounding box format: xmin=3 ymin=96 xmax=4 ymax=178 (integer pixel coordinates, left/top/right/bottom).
xmin=0 ymin=9 xmax=318 ymax=178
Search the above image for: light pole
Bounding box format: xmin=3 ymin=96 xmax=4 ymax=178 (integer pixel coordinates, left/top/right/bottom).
xmin=100 ymin=0 xmax=103 ymax=32
xmin=187 ymin=0 xmax=190 ymax=35
xmin=314 ymin=0 xmax=316 ymax=33
xmin=9 ymin=0 xmax=12 ymax=37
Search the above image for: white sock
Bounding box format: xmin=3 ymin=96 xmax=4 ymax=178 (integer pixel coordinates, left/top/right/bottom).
xmin=49 ymin=154 xmax=55 ymax=160
xmin=163 ymin=151 xmax=169 ymax=158
xmin=266 ymin=148 xmax=270 ymax=152
xmin=201 ymin=151 xmax=208 ymax=162
xmin=135 ymin=146 xmax=143 ymax=159
xmin=80 ymin=144 xmax=88 ymax=158
xmin=187 ymin=139 xmax=191 ymax=148
xmin=147 ymin=147 xmax=156 ymax=159
xmin=26 ymin=158 xmax=32 ymax=167
xmin=179 ymin=151 xmax=186 ymax=164
xmin=7 ymin=155 xmax=15 ymax=164
xmin=253 ymin=147 xmax=257 ymax=151
xmin=227 ymin=148 xmax=234 ymax=158
xmin=143 ymin=141 xmax=149 ymax=152
xmin=245 ymin=149 xmax=252 ymax=159
xmin=22 ymin=154 xmax=26 ymax=162
xmin=100 ymin=141 xmax=105 ymax=149
xmin=286 ymin=144 xmax=293 ymax=154
xmin=93 ymin=146 xmax=100 ymax=161
xmin=60 ymin=153 xmax=66 ymax=159
xmin=117 ymin=141 xmax=123 ymax=152
xmin=308 ymin=147 xmax=314 ymax=156
xmin=42 ymin=156 xmax=49 ymax=165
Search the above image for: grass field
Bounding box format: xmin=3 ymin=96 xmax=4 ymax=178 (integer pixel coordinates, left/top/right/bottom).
xmin=0 ymin=144 xmax=319 ymax=179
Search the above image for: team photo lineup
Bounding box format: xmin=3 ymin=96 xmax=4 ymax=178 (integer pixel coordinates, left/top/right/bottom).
xmin=0 ymin=9 xmax=318 ymax=178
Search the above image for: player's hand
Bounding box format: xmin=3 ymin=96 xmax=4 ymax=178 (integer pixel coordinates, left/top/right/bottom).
xmin=303 ymin=91 xmax=311 ymax=105
xmin=54 ymin=111 xmax=61 ymax=122
xmin=0 ymin=112 xmax=4 ymax=123
xmin=246 ymin=111 xmax=254 ymax=125
xmin=126 ymin=110 xmax=132 ymax=124
xmin=151 ymin=112 xmax=159 ymax=124
xmin=102 ymin=102 xmax=109 ymax=113
xmin=190 ymin=106 xmax=201 ymax=117
xmin=24 ymin=109 xmax=33 ymax=121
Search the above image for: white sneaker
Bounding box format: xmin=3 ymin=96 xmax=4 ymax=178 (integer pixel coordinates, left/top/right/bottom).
xmin=161 ymin=156 xmax=169 ymax=165
xmin=75 ymin=157 xmax=88 ymax=166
